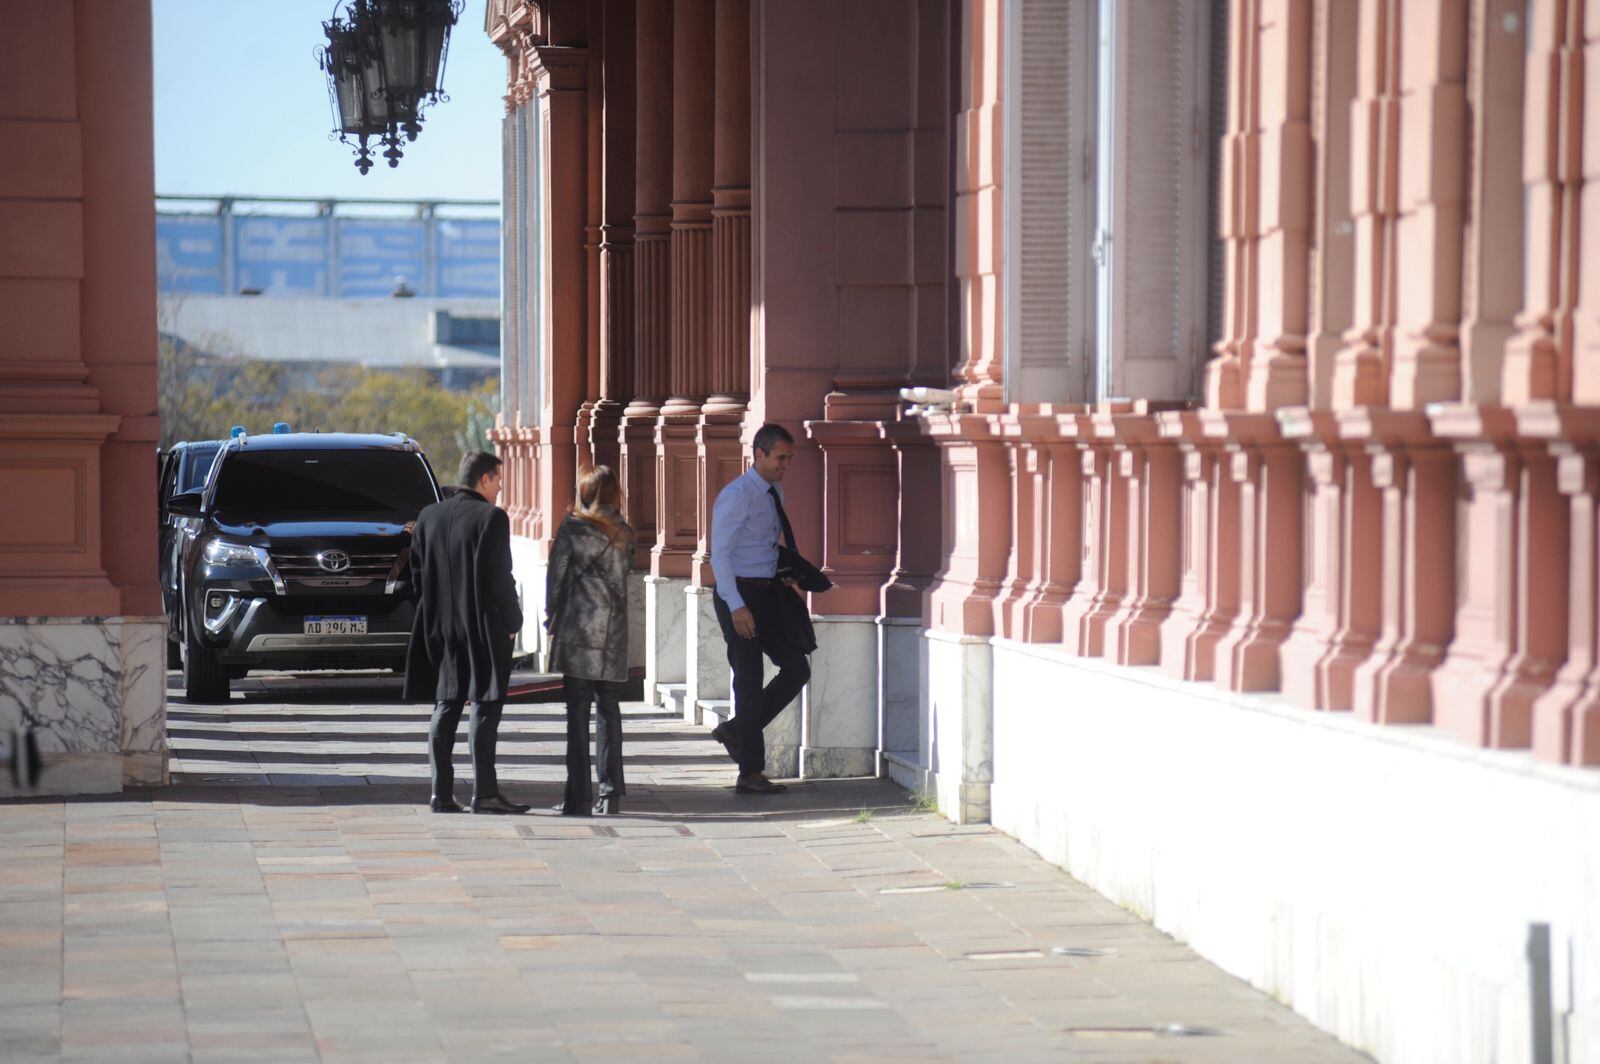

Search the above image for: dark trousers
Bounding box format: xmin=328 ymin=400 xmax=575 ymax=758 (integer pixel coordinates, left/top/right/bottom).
xmin=712 ymin=588 xmax=810 ymax=776
xmin=562 ymin=676 xmax=625 ymax=808
xmin=428 ymin=699 xmax=504 ymax=799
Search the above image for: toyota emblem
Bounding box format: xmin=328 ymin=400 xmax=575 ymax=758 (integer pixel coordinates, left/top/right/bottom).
xmin=317 ymin=550 xmax=352 ymax=573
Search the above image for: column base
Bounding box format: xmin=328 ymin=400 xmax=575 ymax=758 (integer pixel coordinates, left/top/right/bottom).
xmin=799 ymin=615 xmax=877 ymax=779
xmin=684 ymin=585 xmax=728 ymax=724
xmin=644 ymin=575 xmax=689 ymax=705
xmin=923 ymin=629 xmax=993 ymax=824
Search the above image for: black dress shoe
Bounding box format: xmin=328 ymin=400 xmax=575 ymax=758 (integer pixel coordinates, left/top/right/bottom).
xmin=734 ymin=773 xmax=788 ymax=795
xmin=710 ymin=721 xmax=740 ymax=762
xmin=593 ymin=795 xmax=620 ymax=815
xmin=429 ymin=796 xmax=465 ymax=813
xmin=549 ymin=801 xmax=585 ymax=816
xmin=471 ymin=794 xmax=531 ymax=814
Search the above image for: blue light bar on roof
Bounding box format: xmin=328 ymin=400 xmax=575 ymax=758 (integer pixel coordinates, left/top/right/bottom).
xmin=272 ymin=422 xmax=291 ymax=434
xmin=230 ymin=425 xmax=247 ymax=438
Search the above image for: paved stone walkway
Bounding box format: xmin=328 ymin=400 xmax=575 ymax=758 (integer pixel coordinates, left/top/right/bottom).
xmin=0 ymin=674 xmax=1371 ymax=1062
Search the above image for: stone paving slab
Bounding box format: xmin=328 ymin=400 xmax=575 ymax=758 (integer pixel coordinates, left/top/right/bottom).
xmin=0 ymin=672 xmax=1373 ymax=1062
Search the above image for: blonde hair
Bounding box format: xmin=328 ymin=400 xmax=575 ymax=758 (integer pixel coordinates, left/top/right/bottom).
xmin=571 ymin=465 xmax=626 ymax=543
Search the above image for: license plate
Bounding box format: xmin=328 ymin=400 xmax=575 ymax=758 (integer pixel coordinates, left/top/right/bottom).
xmin=303 ymin=616 xmax=367 ymax=636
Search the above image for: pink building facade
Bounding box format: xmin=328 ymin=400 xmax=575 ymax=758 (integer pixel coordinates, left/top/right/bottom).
xmin=0 ymin=2 xmax=166 ymax=795
xmin=487 ymin=1 xmax=1600 ymax=1058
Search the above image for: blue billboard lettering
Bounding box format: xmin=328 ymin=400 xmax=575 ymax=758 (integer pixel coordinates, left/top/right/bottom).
xmin=155 ymin=215 xmax=225 ymax=294
xmin=233 ymin=216 xmax=329 ymax=295
xmin=434 ymin=218 xmax=500 ymax=298
xmin=338 ymin=218 xmax=427 ymax=297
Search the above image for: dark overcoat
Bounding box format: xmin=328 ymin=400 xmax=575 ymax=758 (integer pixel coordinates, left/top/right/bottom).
xmin=403 ymin=489 xmax=523 ymax=703
xmin=545 ymin=513 xmax=634 ymax=683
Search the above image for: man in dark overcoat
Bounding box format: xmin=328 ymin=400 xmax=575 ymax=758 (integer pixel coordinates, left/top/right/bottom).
xmin=404 ymin=450 xmax=530 ymax=813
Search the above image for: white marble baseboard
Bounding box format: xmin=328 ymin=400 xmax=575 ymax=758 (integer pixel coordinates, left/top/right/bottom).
xmin=801 ymin=616 xmax=878 ymax=780
xmin=644 ymin=576 xmax=688 ymax=705
xmin=924 ymin=629 xmax=993 ymax=824
xmin=0 ymin=615 xmax=168 ymax=795
xmin=683 ymin=586 xmax=728 ymax=723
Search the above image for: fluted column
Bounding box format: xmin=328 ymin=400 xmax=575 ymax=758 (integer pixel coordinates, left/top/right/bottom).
xmin=1502 ymin=0 xmax=1584 ymax=403
xmin=622 ymin=0 xmax=670 ymax=569
xmin=1204 ymin=0 xmax=1260 ymax=409
xmin=1158 ymin=412 xmax=1241 ymax=681
xmin=591 ymin=0 xmax=635 ymax=480
xmin=653 ymin=0 xmax=713 ymax=580
xmin=692 ymin=0 xmax=752 ymax=587
xmin=950 ymin=0 xmax=1004 ymax=411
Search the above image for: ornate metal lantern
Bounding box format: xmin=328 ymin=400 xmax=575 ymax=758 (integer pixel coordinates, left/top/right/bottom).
xmin=318 ymin=0 xmax=460 ymax=174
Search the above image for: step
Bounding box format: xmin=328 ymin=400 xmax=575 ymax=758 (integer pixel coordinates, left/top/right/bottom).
xmin=658 ymin=683 xmax=688 ymax=717
xmin=697 ymin=699 xmax=733 ymax=728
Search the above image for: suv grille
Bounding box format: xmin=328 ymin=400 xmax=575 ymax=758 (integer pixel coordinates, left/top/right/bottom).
xmin=269 ymin=548 xmax=400 ymax=587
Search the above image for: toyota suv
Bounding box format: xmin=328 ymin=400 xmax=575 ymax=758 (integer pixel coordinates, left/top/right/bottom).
xmin=165 ymin=431 xmax=442 ymax=702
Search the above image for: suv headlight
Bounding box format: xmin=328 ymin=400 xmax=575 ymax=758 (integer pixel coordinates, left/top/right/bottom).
xmin=203 ymin=539 xmax=267 ymax=570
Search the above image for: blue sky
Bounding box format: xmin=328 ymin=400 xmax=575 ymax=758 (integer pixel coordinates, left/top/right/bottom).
xmin=153 ymin=0 xmax=507 ymax=203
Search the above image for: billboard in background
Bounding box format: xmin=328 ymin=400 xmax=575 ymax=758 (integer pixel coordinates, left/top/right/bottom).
xmin=233 ymin=215 xmax=329 ymax=296
xmin=337 ymin=218 xmax=426 ymax=297
xmin=155 ymin=215 xmax=225 ymax=295
xmin=434 ymin=218 xmax=499 ymax=298
xmin=157 ymin=209 xmax=500 ymax=300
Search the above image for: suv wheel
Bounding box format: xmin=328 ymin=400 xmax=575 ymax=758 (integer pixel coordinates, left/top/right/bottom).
xmin=181 ymin=614 xmax=230 ymax=703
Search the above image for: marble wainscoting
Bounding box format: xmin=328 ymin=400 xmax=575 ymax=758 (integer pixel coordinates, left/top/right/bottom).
xmin=879 ymin=617 xmax=931 ymax=793
xmin=800 ymin=616 xmax=878 ymax=778
xmin=0 ymin=615 xmax=168 ymax=796
xmin=644 ymin=575 xmax=688 ymax=705
xmin=683 ymin=585 xmax=728 ymax=724
xmin=923 ymin=629 xmax=993 ymax=824
xmin=509 ymin=537 xmax=551 ymax=665
xmin=626 ymin=571 xmax=647 ymax=672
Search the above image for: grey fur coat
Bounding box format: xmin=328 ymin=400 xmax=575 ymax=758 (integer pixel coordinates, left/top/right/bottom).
xmin=544 ymin=512 xmax=634 ymax=682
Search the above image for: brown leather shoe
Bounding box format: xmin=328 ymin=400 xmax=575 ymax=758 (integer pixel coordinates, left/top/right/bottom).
xmin=735 ymin=773 xmax=788 ymax=795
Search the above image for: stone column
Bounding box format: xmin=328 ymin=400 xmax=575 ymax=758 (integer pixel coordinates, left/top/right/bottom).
xmin=1207 ymin=413 xmax=1304 ymax=692
xmin=1332 ymin=0 xmax=1402 ymax=406
xmin=1103 ymin=413 xmax=1183 ymax=667
xmin=1158 ymin=412 xmax=1241 ymax=681
xmin=1502 ymin=0 xmax=1584 ymax=403
xmin=1205 ymin=0 xmax=1261 ymax=409
xmin=1060 ymin=408 xmax=1129 ymax=659
xmin=1278 ymin=411 xmax=1380 ymax=710
xmin=656 ymin=0 xmax=713 ymax=587
xmin=1014 ymin=411 xmax=1086 ymax=645
xmin=588 ymin=0 xmax=635 ymax=476
xmin=1348 ymin=411 xmax=1454 ymax=724
xmin=1431 ymin=406 xmax=1569 ymax=748
xmin=1244 ymin=0 xmax=1311 ymax=411
xmin=574 ymin=2 xmax=605 ymax=474
xmin=950 ymin=0 xmax=1004 ymax=412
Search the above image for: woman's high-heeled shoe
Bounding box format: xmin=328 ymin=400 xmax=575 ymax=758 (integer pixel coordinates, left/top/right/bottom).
xmin=593 ymin=795 xmax=620 ymax=815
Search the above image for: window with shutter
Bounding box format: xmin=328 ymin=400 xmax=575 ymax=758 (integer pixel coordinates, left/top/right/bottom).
xmin=519 ymin=100 xmax=543 ymax=419
xmin=1003 ymin=0 xmax=1094 ymax=404
xmin=1099 ymin=0 xmax=1210 ymax=401
xmin=501 ymin=109 xmax=519 ymax=425
xmin=1001 ymin=0 xmax=1219 ymax=405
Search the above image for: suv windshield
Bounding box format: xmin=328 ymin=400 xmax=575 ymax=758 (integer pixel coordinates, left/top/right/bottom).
xmin=213 ymin=449 xmax=437 ymax=514
xmin=178 ymin=443 xmax=222 ymax=493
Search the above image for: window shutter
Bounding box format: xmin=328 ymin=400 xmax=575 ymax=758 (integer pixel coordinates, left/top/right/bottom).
xmin=1108 ymin=0 xmax=1209 ymax=400
xmin=501 ymin=109 xmax=519 ymax=425
xmin=1003 ymin=0 xmax=1095 ymax=405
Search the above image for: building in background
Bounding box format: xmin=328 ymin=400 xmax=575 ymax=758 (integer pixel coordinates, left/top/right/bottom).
xmin=157 ymin=196 xmax=501 ymax=389
xmin=484 ymin=1 xmax=1600 ymax=1060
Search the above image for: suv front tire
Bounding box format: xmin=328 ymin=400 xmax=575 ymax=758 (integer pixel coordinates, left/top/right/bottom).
xmin=181 ymin=609 xmax=231 ymax=704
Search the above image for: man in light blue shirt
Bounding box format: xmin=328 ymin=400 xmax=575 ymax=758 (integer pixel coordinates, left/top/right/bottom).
xmin=709 ymin=423 xmax=812 ymax=794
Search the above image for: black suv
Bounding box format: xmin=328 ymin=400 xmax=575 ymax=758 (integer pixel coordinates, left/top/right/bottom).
xmin=157 ymin=439 xmax=225 ymax=666
xmin=165 ymin=432 xmax=441 ymax=702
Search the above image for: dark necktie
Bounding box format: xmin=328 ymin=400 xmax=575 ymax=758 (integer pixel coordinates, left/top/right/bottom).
xmin=767 ymin=485 xmax=797 ymax=552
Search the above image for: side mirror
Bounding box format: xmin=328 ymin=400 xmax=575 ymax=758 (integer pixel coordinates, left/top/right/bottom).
xmin=167 ymin=490 xmax=204 ymax=517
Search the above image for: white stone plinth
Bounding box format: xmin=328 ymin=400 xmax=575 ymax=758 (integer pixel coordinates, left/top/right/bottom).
xmin=0 ymin=615 xmax=168 ymax=796
xmin=626 ymin=571 xmax=647 ymax=671
xmin=508 ymin=535 xmax=549 ymax=664
xmin=923 ymin=628 xmax=992 ymax=824
xmin=644 ymin=575 xmax=688 ymax=705
xmin=683 ymin=585 xmax=729 ymax=724
xmin=879 ymin=617 xmax=926 ymax=791
xmin=800 ymin=615 xmax=877 ymax=779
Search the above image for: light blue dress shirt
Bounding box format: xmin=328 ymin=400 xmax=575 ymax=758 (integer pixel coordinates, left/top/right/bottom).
xmin=711 ymin=466 xmax=784 ymax=613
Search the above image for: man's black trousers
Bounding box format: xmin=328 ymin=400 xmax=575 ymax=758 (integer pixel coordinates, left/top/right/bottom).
xmin=712 ymin=585 xmax=810 ymax=776
xmin=428 ymin=699 xmax=503 ymax=799
xmin=562 ymin=676 xmax=625 ymax=808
